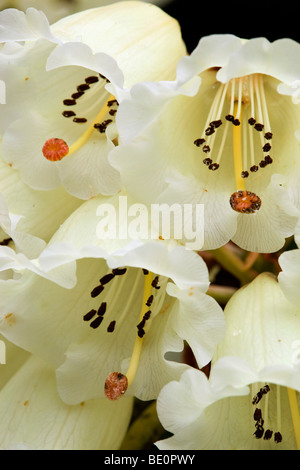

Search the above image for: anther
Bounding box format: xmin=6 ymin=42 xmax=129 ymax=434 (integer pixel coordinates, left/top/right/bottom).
xmin=202 ymin=145 xmax=210 ymax=153
xmin=146 ymin=295 xmax=153 ymax=307
xmin=254 ymin=426 xmax=264 ymax=439
xmin=85 ymin=76 xmax=99 ymax=84
xmin=262 ymin=143 xmax=271 ymax=152
xmin=63 ymin=99 xmax=76 ymax=106
xmin=252 ymin=384 xmax=270 ymax=404
xmin=112 ymin=267 xmax=127 ymax=276
xmin=137 ymin=328 xmax=145 ymax=338
xmin=90 ymin=315 xmax=104 ymax=329
xmin=143 ymin=310 xmax=151 ymax=321
xmin=210 ymin=120 xmax=222 ymax=128
xmin=259 ymin=160 xmax=267 ymax=168
xmin=73 ymin=117 xmax=87 ymax=123
xmin=264 ymin=429 xmax=273 ymax=440
xmin=209 ymin=163 xmax=219 ymax=171
xmin=107 ymin=320 xmax=116 ymax=333
xmin=250 ymin=165 xmax=259 ymax=172
xmin=203 ymin=158 xmax=212 ymax=166
xmin=254 ymin=123 xmax=264 ymax=132
xmin=264 ymin=155 xmax=273 ymax=164
xmin=104 ymin=372 xmax=128 ymax=400
xmin=232 ymin=118 xmax=240 ymax=126
xmin=71 ymin=91 xmax=84 ymax=100
xmin=90 ymin=285 xmax=104 ymax=298
xmin=152 ymin=276 xmax=160 ymax=289
xmin=42 ymin=138 xmax=69 ymax=161
xmin=97 ymin=302 xmax=107 ymax=317
xmin=225 ymin=114 xmax=234 ymax=122
xmin=107 ymin=99 xmax=118 ymax=107
xmin=248 ymin=117 xmax=256 ymax=125
xmin=264 ymin=132 xmax=273 ymax=140
xmin=194 ymin=138 xmax=206 ymax=147
xmin=241 ymin=170 xmax=249 ymax=178
xmin=274 ymin=432 xmax=283 ymax=443
xmin=94 ymin=119 xmax=113 ymax=133
xmin=99 ymin=273 xmax=115 ymax=285
xmin=253 ymin=408 xmax=263 ymax=422
xmin=205 ymin=126 xmax=215 ymax=136
xmin=83 ymin=309 xmax=97 ymax=321
xmin=62 ymin=110 xmax=76 ymax=118
xmin=77 ymin=83 xmax=90 ymax=92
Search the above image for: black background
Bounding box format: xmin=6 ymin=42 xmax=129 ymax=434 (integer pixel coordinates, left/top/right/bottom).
xmin=162 ymin=0 xmax=300 ymax=54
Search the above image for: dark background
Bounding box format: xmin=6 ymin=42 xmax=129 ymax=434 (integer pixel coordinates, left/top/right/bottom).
xmin=163 ymin=0 xmax=300 ymax=54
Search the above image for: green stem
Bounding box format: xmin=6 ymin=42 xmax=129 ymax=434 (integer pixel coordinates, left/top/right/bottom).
xmin=209 ymin=245 xmax=257 ymax=285
xmin=207 ymin=284 xmax=237 ymax=305
xmin=119 ymin=401 xmax=164 ymax=450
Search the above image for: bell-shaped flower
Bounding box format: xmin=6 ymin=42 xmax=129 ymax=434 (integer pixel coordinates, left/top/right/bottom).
xmin=0 ymin=342 xmax=133 ymax=450
xmin=156 ymin=273 xmax=300 ymax=450
xmin=110 ymin=34 xmax=300 ymax=252
xmin=0 ymin=192 xmax=225 ymax=405
xmin=0 ymin=2 xmax=186 ymax=199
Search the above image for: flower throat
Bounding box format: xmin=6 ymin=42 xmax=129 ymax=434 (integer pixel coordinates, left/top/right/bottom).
xmin=42 ymin=73 xmax=118 ymax=161
xmin=194 ymin=74 xmax=273 ymax=214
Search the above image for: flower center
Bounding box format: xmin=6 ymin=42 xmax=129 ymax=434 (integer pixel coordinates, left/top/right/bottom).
xmin=82 ymin=267 xmax=164 ymax=400
xmin=42 ymin=73 xmax=118 ymax=161
xmin=194 ymin=74 xmax=273 ymax=214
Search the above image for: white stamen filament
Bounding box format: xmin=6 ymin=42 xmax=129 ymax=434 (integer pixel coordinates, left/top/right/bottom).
xmin=195 ymin=72 xmax=274 ymax=188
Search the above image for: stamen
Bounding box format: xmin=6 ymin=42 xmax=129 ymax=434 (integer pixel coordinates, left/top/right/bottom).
xmin=287 ymin=388 xmax=300 ymax=450
xmin=90 ymin=284 xmax=104 ymax=298
xmin=90 ymin=315 xmax=104 ymax=329
xmin=42 ymin=94 xmax=116 ymax=161
xmin=83 ymin=309 xmax=97 ymax=321
xmin=107 ymin=320 xmax=116 ymax=332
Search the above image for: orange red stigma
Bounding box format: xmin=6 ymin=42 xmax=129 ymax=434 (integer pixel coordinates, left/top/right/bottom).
xmin=42 ymin=138 xmax=69 ymax=161
xmin=104 ymin=372 xmax=128 ymax=400
xmin=230 ymin=190 xmax=262 ymax=214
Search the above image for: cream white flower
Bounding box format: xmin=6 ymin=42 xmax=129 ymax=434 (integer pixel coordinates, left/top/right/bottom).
xmin=110 ymin=34 xmax=300 ymax=252
xmin=156 ymin=273 xmax=300 ymax=450
xmin=0 ymin=345 xmax=133 ymax=450
xmin=0 ymin=192 xmax=225 ymax=405
xmin=0 ymin=2 xmax=186 ymax=199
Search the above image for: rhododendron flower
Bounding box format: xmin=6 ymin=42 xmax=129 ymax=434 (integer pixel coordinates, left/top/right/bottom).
xmin=156 ymin=273 xmax=300 ymax=450
xmin=0 ymin=2 xmax=186 ymax=199
xmin=0 ymin=193 xmax=225 ymax=405
xmin=111 ymin=35 xmax=300 ymax=252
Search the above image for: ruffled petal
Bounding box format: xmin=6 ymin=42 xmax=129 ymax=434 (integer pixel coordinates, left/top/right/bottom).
xmin=0 ymin=355 xmax=133 ymax=450
xmin=0 ymin=7 xmax=56 ymax=42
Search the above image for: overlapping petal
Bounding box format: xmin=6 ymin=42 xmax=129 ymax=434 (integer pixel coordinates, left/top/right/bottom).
xmin=111 ymin=34 xmax=300 ymax=252
xmin=0 ymin=354 xmax=133 ymax=450
xmin=0 ymin=192 xmax=225 ymax=405
xmin=156 ymin=273 xmax=300 ymax=450
xmin=0 ymin=2 xmax=186 ymax=199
